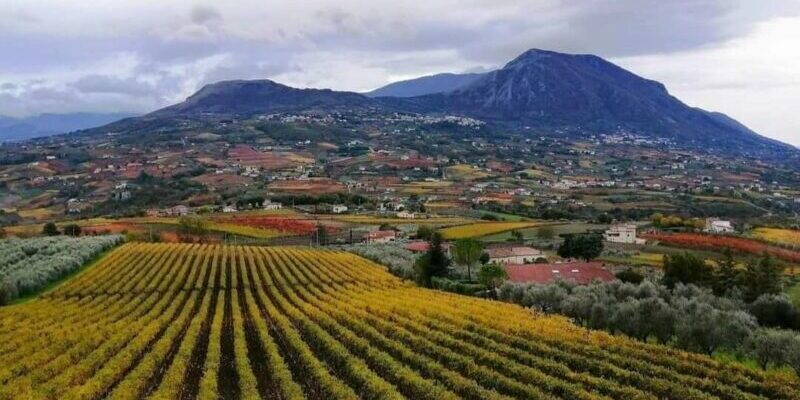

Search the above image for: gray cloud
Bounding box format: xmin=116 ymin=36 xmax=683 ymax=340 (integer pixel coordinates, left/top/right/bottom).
xmin=0 ymin=0 xmax=798 ymax=144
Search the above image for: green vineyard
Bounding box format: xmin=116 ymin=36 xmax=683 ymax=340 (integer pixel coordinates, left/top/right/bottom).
xmin=0 ymin=243 xmax=797 ymax=399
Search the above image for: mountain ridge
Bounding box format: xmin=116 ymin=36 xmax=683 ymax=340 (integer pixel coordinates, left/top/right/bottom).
xmin=89 ymin=48 xmax=794 ymax=157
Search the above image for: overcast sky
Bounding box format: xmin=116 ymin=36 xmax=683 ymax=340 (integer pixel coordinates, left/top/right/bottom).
xmin=1 ymin=0 xmax=799 ymax=144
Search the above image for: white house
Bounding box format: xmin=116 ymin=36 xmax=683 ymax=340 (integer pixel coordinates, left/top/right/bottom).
xmin=396 ymin=211 xmax=416 ymax=219
xmin=222 ymin=205 xmax=238 ymax=213
xmin=262 ymin=200 xmax=282 ymax=210
xmin=603 ymin=224 xmax=645 ymax=244
xmin=705 ymin=218 xmax=734 ymax=234
xmin=486 ymin=246 xmax=547 ymax=265
xmin=331 ymin=204 xmax=348 ymax=214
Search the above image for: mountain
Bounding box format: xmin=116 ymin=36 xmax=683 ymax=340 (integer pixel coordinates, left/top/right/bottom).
xmin=383 ymin=49 xmax=792 ymax=154
xmin=0 ymin=112 xmax=137 ymax=142
xmin=365 ymin=72 xmax=487 ymax=98
xmin=150 ymin=80 xmax=374 ymax=117
xmin=93 ymin=49 xmax=793 ymax=157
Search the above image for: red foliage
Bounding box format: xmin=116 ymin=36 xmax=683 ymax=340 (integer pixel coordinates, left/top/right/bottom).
xmin=643 ymin=232 xmax=800 ymax=263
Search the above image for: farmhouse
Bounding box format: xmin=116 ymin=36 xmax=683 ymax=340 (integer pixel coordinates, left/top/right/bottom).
xmin=504 ymin=262 xmax=615 ymax=285
xmin=396 ymin=211 xmax=415 ymax=219
xmin=262 ymin=199 xmax=283 ymax=210
xmin=705 ymin=218 xmax=734 ymax=234
xmin=331 ymin=204 xmax=349 ymax=214
xmin=164 ymin=205 xmax=190 ymax=216
xmin=486 ymin=245 xmax=546 ymax=264
xmin=603 ymin=224 xmax=645 ymax=244
xmin=366 ymin=230 xmax=397 ymax=244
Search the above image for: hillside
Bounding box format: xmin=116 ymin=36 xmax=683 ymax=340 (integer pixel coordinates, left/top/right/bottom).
xmin=385 ymin=49 xmax=792 ymax=155
xmin=365 ymin=72 xmax=487 ymax=98
xmin=85 ymin=49 xmax=795 ymax=159
xmin=150 ymin=79 xmax=374 ymax=117
xmin=0 ymin=112 xmax=136 ymax=142
xmin=0 ymin=243 xmax=795 ymax=398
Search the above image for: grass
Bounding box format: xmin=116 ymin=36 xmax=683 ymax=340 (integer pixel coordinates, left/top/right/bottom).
xmin=475 ymin=210 xmax=532 ymax=222
xmin=7 ymin=245 xmax=118 ymax=306
xmin=445 ymin=164 xmax=491 ymax=180
xmin=788 ymin=282 xmax=800 ymax=308
xmin=480 ymin=222 xmax=607 ymax=242
xmin=598 ymin=252 xmax=665 ymax=268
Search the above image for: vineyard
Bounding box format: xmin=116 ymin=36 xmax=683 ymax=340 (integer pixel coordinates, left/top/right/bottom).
xmin=751 ymin=227 xmax=800 ymax=248
xmin=439 ymin=221 xmax=544 ymax=239
xmin=0 ymin=243 xmax=797 ymax=399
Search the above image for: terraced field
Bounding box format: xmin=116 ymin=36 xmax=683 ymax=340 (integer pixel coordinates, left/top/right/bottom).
xmin=0 ymin=243 xmax=796 ymax=399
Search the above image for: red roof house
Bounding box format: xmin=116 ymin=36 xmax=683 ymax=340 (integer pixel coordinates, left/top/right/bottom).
xmin=504 ymin=262 xmax=614 ymax=285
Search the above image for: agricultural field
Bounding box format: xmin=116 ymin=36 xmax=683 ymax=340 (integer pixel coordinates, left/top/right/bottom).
xmin=644 ymin=232 xmax=800 ymax=266
xmin=329 ymin=215 xmax=470 ymax=226
xmin=0 ymin=235 xmax=122 ymax=304
xmin=597 ymin=251 xmax=665 ymax=268
xmin=439 ymin=221 xmax=549 ymax=239
xmin=750 ymin=227 xmax=800 ymax=248
xmin=0 ymin=243 xmax=795 ymax=399
xmin=480 ymin=223 xmax=607 ymax=242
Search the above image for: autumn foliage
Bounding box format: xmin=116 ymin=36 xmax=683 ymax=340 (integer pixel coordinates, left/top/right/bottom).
xmin=644 ymin=232 xmax=800 ymax=263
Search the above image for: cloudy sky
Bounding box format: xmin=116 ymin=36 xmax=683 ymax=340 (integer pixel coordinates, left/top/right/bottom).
xmin=1 ymin=0 xmax=799 ymax=144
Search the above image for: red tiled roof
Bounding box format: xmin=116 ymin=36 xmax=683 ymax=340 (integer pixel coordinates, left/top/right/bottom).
xmin=368 ymin=230 xmax=396 ymax=239
xmin=504 ymin=262 xmax=614 ymax=285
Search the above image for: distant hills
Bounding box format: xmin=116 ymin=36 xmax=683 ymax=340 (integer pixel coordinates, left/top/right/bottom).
xmin=0 ymin=112 xmax=137 ymax=142
xmin=364 ymin=72 xmax=487 ymax=98
xmin=89 ymin=48 xmax=794 ymax=158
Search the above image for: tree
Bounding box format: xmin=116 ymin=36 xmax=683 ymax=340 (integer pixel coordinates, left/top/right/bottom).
xmin=662 ymin=252 xmax=713 ymax=288
xmin=557 ymin=233 xmax=603 ymax=261
xmin=745 ymin=329 xmax=797 ymax=370
xmin=536 ymin=225 xmax=555 ymax=241
xmin=63 ymin=224 xmax=82 ymax=237
xmin=713 ymin=248 xmax=740 ymax=295
xmin=416 ymin=225 xmax=434 ymax=241
xmin=740 ymin=254 xmax=784 ymax=302
xmin=510 ymin=229 xmax=523 ymax=242
xmin=479 ymin=263 xmax=508 ymax=292
xmin=177 ymin=216 xmax=209 ymax=236
xmin=42 ymin=222 xmax=59 ymax=236
xmin=616 ymin=267 xmax=644 ymax=284
xmin=452 ymin=238 xmax=484 ymax=282
xmin=414 ymin=232 xmax=451 ymax=287
xmin=748 ymin=294 xmax=800 ymax=329
xmin=0 ymin=227 xmax=6 ymax=239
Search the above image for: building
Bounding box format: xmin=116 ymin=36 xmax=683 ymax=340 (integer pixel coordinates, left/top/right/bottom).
xmin=331 ymin=204 xmax=348 ymax=214
xmin=486 ymin=245 xmax=546 ymax=265
xmin=366 ymin=230 xmax=397 ymax=244
xmin=504 ymin=262 xmax=615 ymax=285
xmin=396 ymin=211 xmax=415 ymax=219
xmin=66 ymin=198 xmax=83 ymax=214
xmin=165 ymin=205 xmax=190 ymax=216
xmin=262 ymin=200 xmax=282 ymax=210
xmin=222 ymin=205 xmax=238 ymax=213
xmin=603 ymin=224 xmax=645 ymax=244
xmin=705 ymin=218 xmax=734 ymax=234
